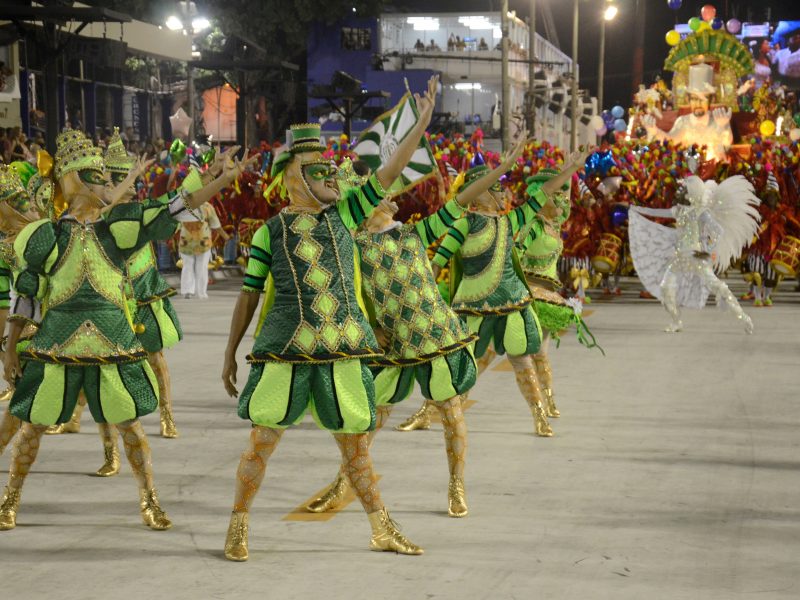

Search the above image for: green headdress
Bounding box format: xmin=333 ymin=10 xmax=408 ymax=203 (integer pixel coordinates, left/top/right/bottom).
xmin=526 ymin=167 xmax=568 ymax=198
xmin=459 ymin=165 xmax=490 ymax=191
xmin=265 ymin=122 xmax=327 ymax=200
xmin=0 ymin=165 xmax=31 ymax=213
xmin=54 ymin=129 xmax=104 ymax=180
xmin=104 ymin=127 xmax=135 ymax=174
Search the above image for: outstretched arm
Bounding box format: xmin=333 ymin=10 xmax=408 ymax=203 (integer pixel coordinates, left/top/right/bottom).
xmin=540 ymin=147 xmax=592 ymax=197
xmin=455 ymin=135 xmax=528 ymax=207
xmin=375 ymin=75 xmax=438 ymax=191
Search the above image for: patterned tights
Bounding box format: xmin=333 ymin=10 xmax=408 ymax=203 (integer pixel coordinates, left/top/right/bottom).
xmin=148 ymin=351 xmax=173 ymax=418
xmin=508 ymin=354 xmax=547 ymax=410
xmin=333 ymin=432 xmax=384 ymax=514
xmin=433 ymin=396 xmax=467 ymax=479
xmin=116 ymin=420 xmax=154 ymax=490
xmin=232 ymin=426 xmax=283 ymax=513
xmin=0 ymin=406 xmax=21 ymax=456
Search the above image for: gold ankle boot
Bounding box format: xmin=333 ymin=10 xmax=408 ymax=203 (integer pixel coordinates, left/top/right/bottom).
xmin=544 ymin=388 xmax=560 ymax=418
xmin=160 ymin=406 xmax=178 ymax=439
xmin=447 ymin=476 xmax=468 ymax=518
xmin=0 ymin=387 xmax=13 ymax=403
xmin=367 ymin=508 xmax=423 ymax=555
xmin=45 ymin=424 xmax=65 ymax=435
xmin=0 ymin=486 xmax=21 ymax=531
xmin=531 ymin=402 xmax=554 ymax=437
xmin=224 ymin=511 xmax=249 ymax=561
xmin=139 ymin=489 xmax=172 ymax=530
xmin=96 ymin=443 xmax=121 ymax=477
xmin=394 ymin=405 xmax=431 ymax=432
xmin=306 ymin=472 xmax=351 ymax=513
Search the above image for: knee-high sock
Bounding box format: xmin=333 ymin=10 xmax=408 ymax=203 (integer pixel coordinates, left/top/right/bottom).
xmin=332 ymin=433 xmax=383 ymax=514
xmin=232 ymin=426 xmax=283 ymax=513
xmin=148 ymin=351 xmax=173 ymax=417
xmin=508 ymin=354 xmax=547 ymax=410
xmin=476 ymin=346 xmax=497 ymax=377
xmin=0 ymin=406 xmax=21 ymax=456
xmin=433 ymin=396 xmax=467 ymax=479
xmin=116 ymin=420 xmax=155 ymax=490
xmin=8 ymin=423 xmax=48 ymax=490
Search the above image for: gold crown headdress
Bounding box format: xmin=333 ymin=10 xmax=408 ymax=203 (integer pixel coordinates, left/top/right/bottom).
xmin=54 ymin=129 xmax=104 ymax=180
xmin=0 ymin=165 xmax=31 ymax=213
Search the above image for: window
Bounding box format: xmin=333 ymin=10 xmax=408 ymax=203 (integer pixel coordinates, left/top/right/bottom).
xmin=341 ymin=27 xmax=372 ymax=51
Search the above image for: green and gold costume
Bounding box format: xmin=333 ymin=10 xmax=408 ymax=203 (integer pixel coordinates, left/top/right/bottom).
xmin=432 ymin=185 xmax=549 ymax=359
xmin=9 ymin=194 xmax=191 ymax=426
xmin=239 ymin=174 xmax=387 ymax=433
xmin=356 ymin=198 xmax=477 ymax=406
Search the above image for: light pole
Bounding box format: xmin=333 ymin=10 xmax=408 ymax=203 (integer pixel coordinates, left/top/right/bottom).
xmin=570 ymin=0 xmax=579 ymax=152
xmin=598 ymin=1 xmax=618 ymax=114
xmin=501 ymin=0 xmax=510 ymax=151
xmin=527 ymin=0 xmax=537 ymax=136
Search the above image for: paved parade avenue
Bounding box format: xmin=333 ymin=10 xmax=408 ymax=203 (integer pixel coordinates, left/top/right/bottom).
xmin=1 ymin=277 xmax=798 ymax=600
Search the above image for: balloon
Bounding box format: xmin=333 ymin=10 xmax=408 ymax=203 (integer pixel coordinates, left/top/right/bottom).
xmin=596 ymin=125 xmax=608 ymax=136
xmin=667 ymin=0 xmax=682 ymax=9
xmin=791 ymin=128 xmax=800 ymax=142
xmin=665 ymin=30 xmax=681 ymax=46
xmin=688 ymin=17 xmax=702 ymax=31
xmin=700 ymin=5 xmax=716 ymax=21
xmin=726 ymin=18 xmax=741 ymax=34
xmin=760 ymin=120 xmax=776 ymax=136
xmin=589 ymin=115 xmax=605 ymax=130
xmin=611 ymin=105 xmax=625 ymax=119
xmin=698 ymin=21 xmax=711 ymax=31
xmin=168 ymin=108 xmax=191 ymax=139
xmin=614 ymin=119 xmax=627 ymax=132
xmin=611 ymin=205 xmax=629 ymax=228
xmin=711 ymin=17 xmax=723 ymax=30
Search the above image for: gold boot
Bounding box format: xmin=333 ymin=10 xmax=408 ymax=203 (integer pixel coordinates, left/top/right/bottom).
xmin=139 ymin=489 xmax=172 ymax=530
xmin=447 ymin=476 xmax=468 ymax=518
xmin=45 ymin=424 xmax=65 ymax=435
xmin=224 ymin=511 xmax=249 ymax=561
xmin=394 ymin=403 xmax=431 ymax=432
xmin=544 ymin=388 xmax=560 ymax=418
xmin=0 ymin=487 xmax=20 ymax=531
xmin=306 ymin=472 xmax=351 ymax=513
xmin=367 ymin=508 xmax=423 ymax=555
xmin=532 ymin=402 xmax=554 ymax=437
xmin=160 ymin=405 xmax=178 ymax=439
xmin=96 ymin=442 xmax=120 ymax=477
xmin=0 ymin=387 xmax=13 ymax=403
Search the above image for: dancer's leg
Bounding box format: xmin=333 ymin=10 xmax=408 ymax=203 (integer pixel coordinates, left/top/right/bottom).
xmin=116 ymin=419 xmax=171 ymax=530
xmin=508 ymin=354 xmax=553 ymax=437
xmin=0 ymin=405 xmax=21 ymax=456
xmin=224 ymin=426 xmax=284 ymax=561
xmin=95 ymin=423 xmax=120 ymax=477
xmin=196 ymin=250 xmax=211 ymax=299
xmin=307 ymin=405 xmax=393 ymax=513
xmin=660 ymin=268 xmax=682 ymax=332
xmin=148 ymin=351 xmax=177 ymax=438
xmin=432 ymin=396 xmax=468 ymax=517
xmin=702 ymin=266 xmax=753 ymax=333
xmin=332 ymin=432 xmax=423 ymax=555
xmin=0 ymin=423 xmax=47 ymax=530
xmin=180 ymin=253 xmax=195 ymax=297
xmin=534 ymin=334 xmax=558 ymax=418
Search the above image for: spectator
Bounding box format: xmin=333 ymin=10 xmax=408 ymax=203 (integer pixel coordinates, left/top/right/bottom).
xmin=178 ymin=202 xmax=229 ymax=299
xmin=448 ymin=34 xmax=456 ymax=51
xmin=478 ymin=37 xmax=489 ymax=51
xmin=9 ymin=127 xmax=31 ymax=162
xmin=456 ymin=36 xmax=466 ymax=51
xmin=414 ymin=38 xmax=425 ymax=51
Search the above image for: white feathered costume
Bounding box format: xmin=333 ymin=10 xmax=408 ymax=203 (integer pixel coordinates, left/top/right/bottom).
xmin=629 ymin=175 xmax=760 ymax=332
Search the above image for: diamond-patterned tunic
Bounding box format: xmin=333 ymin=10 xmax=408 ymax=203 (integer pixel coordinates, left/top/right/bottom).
xmin=356 ymin=199 xmax=471 ymax=361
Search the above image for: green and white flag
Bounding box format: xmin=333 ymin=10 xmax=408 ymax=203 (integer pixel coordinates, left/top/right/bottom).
xmin=353 ymin=91 xmax=436 ymax=194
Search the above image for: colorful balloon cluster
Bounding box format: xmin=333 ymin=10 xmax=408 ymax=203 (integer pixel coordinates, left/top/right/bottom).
xmin=665 ymin=4 xmax=742 ymax=47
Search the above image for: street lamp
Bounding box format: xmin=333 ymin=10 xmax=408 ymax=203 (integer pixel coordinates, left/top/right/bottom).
xmin=598 ymin=1 xmax=618 ymax=116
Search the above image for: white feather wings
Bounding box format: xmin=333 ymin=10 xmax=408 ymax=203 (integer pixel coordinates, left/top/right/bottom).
xmin=700 ymin=175 xmax=761 ymax=270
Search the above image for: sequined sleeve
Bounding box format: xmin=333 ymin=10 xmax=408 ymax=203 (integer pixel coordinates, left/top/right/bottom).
xmin=242 ymin=225 xmax=271 ymax=293
xmin=105 ymin=196 xmax=185 ymax=252
xmin=507 ymin=185 xmax=548 ymax=236
xmin=517 ymin=219 xmax=546 ymax=254
xmin=336 ymin=174 xmax=386 ymax=230
xmin=431 ymin=217 xmax=470 ymax=268
xmin=414 ymin=198 xmax=465 ymax=246
xmin=700 ymin=210 xmax=723 ymax=251
xmin=0 ymin=257 xmax=10 ymax=310
xmin=10 ymin=219 xmax=56 ymax=323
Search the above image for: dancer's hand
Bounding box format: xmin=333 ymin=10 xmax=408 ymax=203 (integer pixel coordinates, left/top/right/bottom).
xmin=712 ymin=107 xmax=732 ymax=127
xmin=414 ymin=75 xmax=439 ymax=130
xmin=3 ymin=348 xmax=20 ymax=385
xmin=222 ymin=352 xmax=239 ymax=398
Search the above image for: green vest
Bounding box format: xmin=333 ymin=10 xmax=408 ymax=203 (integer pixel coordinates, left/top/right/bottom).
xmin=251 ymin=209 xmax=381 ymax=362
xmin=451 ymin=213 xmax=531 ymax=314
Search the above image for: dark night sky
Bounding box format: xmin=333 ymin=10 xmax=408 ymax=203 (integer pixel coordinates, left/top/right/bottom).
xmin=390 ymin=0 xmax=800 ymax=109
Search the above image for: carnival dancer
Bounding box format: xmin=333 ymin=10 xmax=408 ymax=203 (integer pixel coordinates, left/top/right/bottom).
xmin=628 ymin=175 xmax=759 ymax=333
xmin=305 ymin=138 xmax=527 ymax=519
xmin=517 ymin=168 xmax=600 ymax=419
xmin=401 ymin=145 xmax=589 ymax=437
xmin=0 ymin=130 xmax=247 ymax=532
xmin=220 ymin=77 xmax=439 ymax=561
